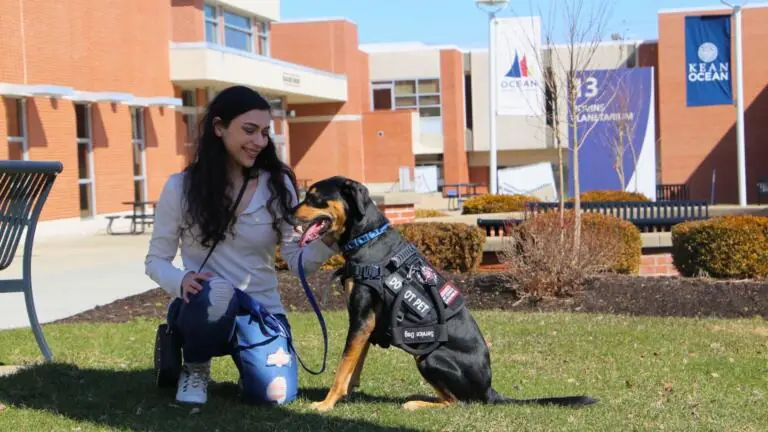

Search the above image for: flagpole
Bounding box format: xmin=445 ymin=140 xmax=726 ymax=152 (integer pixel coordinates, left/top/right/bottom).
xmin=476 ymin=0 xmax=510 ymax=195
xmin=721 ymin=0 xmax=748 ymax=207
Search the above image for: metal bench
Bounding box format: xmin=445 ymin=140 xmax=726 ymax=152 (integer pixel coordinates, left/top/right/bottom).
xmin=524 ymin=200 xmax=709 ymax=232
xmin=0 ymin=160 xmax=63 ymax=362
xmin=476 ymin=218 xmax=523 ymax=236
xmin=757 ymin=177 xmax=768 ymax=205
xmin=656 ymin=184 xmax=690 ymax=201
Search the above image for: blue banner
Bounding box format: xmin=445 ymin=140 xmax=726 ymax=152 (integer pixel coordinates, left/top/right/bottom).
xmin=685 ymin=15 xmax=733 ymax=107
xmin=567 ymin=68 xmax=657 ymax=200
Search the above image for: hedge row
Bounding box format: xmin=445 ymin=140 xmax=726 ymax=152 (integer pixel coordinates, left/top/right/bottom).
xmin=461 ymin=190 xmax=650 ymax=215
xmin=276 ymin=222 xmax=486 ymax=273
xmin=510 ymin=211 xmax=642 ymax=275
xmin=274 ymin=213 xmax=768 ymax=280
xmin=671 ymin=215 xmax=768 ymax=279
xmin=573 ymin=190 xmax=650 ymax=202
xmin=461 ymin=194 xmax=539 ymax=214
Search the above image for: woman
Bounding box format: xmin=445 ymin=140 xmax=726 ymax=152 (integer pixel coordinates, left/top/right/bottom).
xmin=144 ymin=85 xmax=336 ymax=406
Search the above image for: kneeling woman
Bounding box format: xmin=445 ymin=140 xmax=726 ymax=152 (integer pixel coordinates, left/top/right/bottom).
xmin=144 ymin=85 xmax=336 ymax=405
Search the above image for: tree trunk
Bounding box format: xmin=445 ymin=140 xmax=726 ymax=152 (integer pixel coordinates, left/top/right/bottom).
xmin=570 ymin=97 xmax=582 ymax=255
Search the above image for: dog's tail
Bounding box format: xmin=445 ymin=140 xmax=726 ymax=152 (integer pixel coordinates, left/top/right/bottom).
xmin=485 ymin=387 xmax=598 ymax=407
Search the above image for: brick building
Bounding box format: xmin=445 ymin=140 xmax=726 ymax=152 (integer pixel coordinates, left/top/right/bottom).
xmin=1 ymin=1 xmax=766 ymax=231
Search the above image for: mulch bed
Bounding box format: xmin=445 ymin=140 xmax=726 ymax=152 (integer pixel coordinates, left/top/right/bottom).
xmin=56 ymin=268 xmax=768 ymax=325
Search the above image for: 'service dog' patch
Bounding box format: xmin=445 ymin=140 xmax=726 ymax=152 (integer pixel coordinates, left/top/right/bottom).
xmin=401 ymin=326 xmax=438 ymax=344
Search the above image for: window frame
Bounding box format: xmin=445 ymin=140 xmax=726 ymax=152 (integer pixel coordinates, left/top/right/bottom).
xmin=75 ymin=103 xmax=96 ymax=218
xmin=130 ymin=107 xmax=148 ymax=204
xmin=179 ymin=89 xmax=203 ymax=147
xmin=222 ymin=9 xmax=253 ymax=52
xmin=370 ymin=78 xmax=442 ymax=118
xmin=204 ymin=4 xmax=219 ymax=44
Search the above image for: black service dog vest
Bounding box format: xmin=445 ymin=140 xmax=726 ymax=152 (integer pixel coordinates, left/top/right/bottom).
xmin=339 ymin=243 xmax=466 ymax=356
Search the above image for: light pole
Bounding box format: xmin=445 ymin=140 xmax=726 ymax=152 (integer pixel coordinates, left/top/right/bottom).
xmin=721 ymin=0 xmax=748 ymax=207
xmin=476 ymin=0 xmax=510 ymax=195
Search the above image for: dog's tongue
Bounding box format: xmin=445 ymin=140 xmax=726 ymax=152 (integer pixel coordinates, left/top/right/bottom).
xmin=299 ymin=221 xmax=325 ymax=247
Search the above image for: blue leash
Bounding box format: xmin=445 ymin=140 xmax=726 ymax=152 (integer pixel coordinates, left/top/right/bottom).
xmin=292 ymin=250 xmax=329 ymax=375
xmin=237 ymin=251 xmax=328 ymax=375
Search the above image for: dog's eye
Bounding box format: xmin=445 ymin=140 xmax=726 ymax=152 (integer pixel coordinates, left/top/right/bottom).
xmin=306 ymin=194 xmax=326 ymax=208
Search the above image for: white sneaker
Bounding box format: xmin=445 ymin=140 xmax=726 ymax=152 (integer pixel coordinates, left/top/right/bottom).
xmin=175 ymin=361 xmax=210 ymax=404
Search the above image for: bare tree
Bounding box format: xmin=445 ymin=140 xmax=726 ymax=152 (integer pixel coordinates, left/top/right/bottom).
xmin=512 ymin=0 xmax=616 ymax=250
xmin=602 ymin=74 xmax=640 ymax=192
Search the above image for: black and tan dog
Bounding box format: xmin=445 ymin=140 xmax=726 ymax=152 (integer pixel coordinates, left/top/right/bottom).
xmin=292 ymin=176 xmax=598 ymax=412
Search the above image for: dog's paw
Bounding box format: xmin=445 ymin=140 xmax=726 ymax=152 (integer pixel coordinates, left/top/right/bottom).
xmin=402 ymin=400 xmax=425 ymax=411
xmin=310 ymin=401 xmax=335 ymax=412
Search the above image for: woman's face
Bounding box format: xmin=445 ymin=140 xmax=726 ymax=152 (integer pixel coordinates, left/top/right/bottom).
xmin=214 ymin=109 xmax=271 ymax=169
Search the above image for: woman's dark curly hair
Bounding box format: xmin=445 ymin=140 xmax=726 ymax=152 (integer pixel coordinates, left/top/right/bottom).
xmin=181 ymin=85 xmax=298 ymax=248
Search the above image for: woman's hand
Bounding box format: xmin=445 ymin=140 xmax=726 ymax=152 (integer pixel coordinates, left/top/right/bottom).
xmin=180 ymin=271 xmax=214 ymax=303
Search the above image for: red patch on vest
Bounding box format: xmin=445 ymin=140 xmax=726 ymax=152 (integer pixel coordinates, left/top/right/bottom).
xmin=438 ymin=282 xmax=460 ymax=305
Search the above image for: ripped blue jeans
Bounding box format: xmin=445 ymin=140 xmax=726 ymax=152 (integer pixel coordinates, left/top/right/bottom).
xmin=167 ymin=278 xmax=298 ymax=405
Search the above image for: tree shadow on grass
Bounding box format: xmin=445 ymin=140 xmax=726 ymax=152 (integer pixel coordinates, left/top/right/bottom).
xmin=0 ymin=363 xmax=419 ymax=431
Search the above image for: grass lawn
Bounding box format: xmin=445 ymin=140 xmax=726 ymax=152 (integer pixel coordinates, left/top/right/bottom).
xmin=0 ymin=311 xmax=766 ymax=431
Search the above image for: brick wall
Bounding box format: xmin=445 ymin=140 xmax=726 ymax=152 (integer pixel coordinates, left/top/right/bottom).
xmin=380 ymin=204 xmax=415 ymax=224
xmin=362 ymin=111 xmax=415 ymax=183
xmin=272 ymin=20 xmax=370 ymax=184
xmin=657 ymin=7 xmax=768 ymax=203
xmin=0 ymin=99 xmax=8 ymax=160
xmin=440 ymin=49 xmax=469 ymax=188
xmin=639 ymin=253 xmax=680 ymax=276
xmin=26 ymin=97 xmax=79 ymax=221
xmin=0 ymin=0 xmax=179 ymax=221
xmin=171 ymin=0 xmax=204 ymax=42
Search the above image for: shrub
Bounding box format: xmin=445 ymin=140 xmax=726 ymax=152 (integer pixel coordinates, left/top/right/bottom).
xmin=671 ymin=215 xmax=768 ymax=279
xmin=500 ymin=210 xmax=641 ymax=297
xmin=275 ymin=222 xmax=485 ymax=274
xmin=461 ymin=194 xmax=540 ymax=214
xmin=573 ymin=190 xmax=650 ymax=202
xmin=415 ymin=209 xmax=448 ymax=218
xmin=396 ymin=222 xmax=486 ymax=273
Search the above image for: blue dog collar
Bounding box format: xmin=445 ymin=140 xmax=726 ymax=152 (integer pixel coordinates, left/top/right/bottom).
xmin=341 ymin=223 xmax=390 ymax=253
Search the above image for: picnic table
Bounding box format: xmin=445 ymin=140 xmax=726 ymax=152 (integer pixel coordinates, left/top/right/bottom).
xmin=442 ymin=182 xmax=484 ymax=210
xmin=105 ymin=200 xmax=157 ymax=235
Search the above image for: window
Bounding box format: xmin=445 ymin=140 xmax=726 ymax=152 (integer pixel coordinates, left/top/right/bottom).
xmin=371 ymin=79 xmax=442 ymax=118
xmin=464 ymin=74 xmax=473 ymax=130
xmin=223 ymin=10 xmax=252 ymax=52
xmin=4 ymin=97 xmax=27 ymax=160
xmin=372 ymin=86 xmax=393 ymax=111
xmin=204 ymin=4 xmax=218 ymax=43
xmin=256 ymin=20 xmax=270 ymax=56
xmin=75 ymin=103 xmax=95 ymax=218
xmin=180 ymin=90 xmax=199 ymax=147
xmin=203 ymin=3 xmax=267 ymax=55
xmin=131 ymin=108 xmax=147 ymax=203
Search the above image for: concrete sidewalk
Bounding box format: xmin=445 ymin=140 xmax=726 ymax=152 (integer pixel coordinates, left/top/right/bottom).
xmin=0 ymin=233 xmax=176 ymax=330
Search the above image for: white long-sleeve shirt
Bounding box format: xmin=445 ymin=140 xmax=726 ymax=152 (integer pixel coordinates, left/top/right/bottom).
xmin=144 ymin=170 xmax=337 ymax=315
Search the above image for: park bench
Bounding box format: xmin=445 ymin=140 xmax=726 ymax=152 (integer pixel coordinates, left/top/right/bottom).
xmin=758 ymin=177 xmax=768 ymax=205
xmin=476 ymin=200 xmax=709 ymax=237
xmin=656 ymin=184 xmax=690 ymax=201
xmin=0 ymin=160 xmax=63 ymax=362
xmin=526 ymin=200 xmax=709 ymax=233
xmin=476 ymin=217 xmax=523 ymax=237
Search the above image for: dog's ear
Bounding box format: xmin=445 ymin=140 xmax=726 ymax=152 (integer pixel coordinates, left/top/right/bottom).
xmin=341 ymin=178 xmax=369 ymax=219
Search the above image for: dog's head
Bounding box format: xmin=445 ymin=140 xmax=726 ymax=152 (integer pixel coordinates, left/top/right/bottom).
xmin=292 ymin=176 xmax=378 ymax=248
